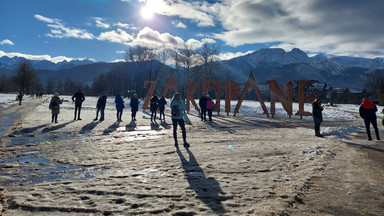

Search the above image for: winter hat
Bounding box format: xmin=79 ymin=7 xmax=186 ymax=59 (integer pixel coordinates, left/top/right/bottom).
xmin=54 ymin=92 xmax=59 ymax=97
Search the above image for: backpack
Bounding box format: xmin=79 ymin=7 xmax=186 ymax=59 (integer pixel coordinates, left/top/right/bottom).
xmin=50 ymin=99 xmax=58 ymax=110
xmin=171 ymin=105 xmax=180 ymax=117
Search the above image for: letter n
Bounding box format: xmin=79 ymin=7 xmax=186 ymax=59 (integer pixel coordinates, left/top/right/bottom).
xmin=267 ymin=80 xmax=293 ymax=118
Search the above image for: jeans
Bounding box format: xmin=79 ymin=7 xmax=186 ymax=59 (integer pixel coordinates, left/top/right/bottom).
xmin=172 ymin=118 xmax=186 ymax=143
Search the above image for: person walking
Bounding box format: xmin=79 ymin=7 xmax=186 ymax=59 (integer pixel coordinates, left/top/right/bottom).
xmin=94 ymin=91 xmax=107 ymax=121
xmin=199 ymin=94 xmax=207 ymax=121
xmin=130 ymin=93 xmax=140 ymax=121
xmin=359 ymin=97 xmax=380 ymax=140
xmin=72 ymin=88 xmax=85 ymax=120
xmin=312 ymin=98 xmax=324 ymax=137
xmin=49 ymin=92 xmax=64 ymax=123
xmin=115 ymin=93 xmax=125 ymax=122
xmin=158 ymin=95 xmax=167 ymax=121
xmin=170 ymin=93 xmax=189 ymax=148
xmin=150 ymin=95 xmax=159 ymax=122
xmin=17 ymin=92 xmax=23 ymax=105
xmin=206 ymin=95 xmax=214 ymax=121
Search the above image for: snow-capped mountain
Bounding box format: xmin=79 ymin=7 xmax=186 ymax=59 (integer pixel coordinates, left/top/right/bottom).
xmin=220 ymin=48 xmax=384 ymax=88
xmin=0 ymin=56 xmax=94 ymax=70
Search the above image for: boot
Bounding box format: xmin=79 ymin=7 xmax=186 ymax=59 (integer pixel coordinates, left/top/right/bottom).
xmin=315 ymin=131 xmax=323 ymax=137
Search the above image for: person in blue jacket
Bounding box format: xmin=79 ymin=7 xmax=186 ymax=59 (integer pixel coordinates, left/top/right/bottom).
xmin=170 ymin=93 xmax=189 ymax=148
xmin=115 ymin=93 xmax=124 ymax=122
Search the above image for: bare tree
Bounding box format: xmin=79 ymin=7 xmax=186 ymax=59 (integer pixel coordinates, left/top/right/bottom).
xmin=199 ymin=43 xmax=220 ymax=81
xmin=12 ymin=60 xmax=36 ymax=94
xmin=181 ymin=43 xmax=196 ymax=82
xmin=365 ymin=69 xmax=383 ymax=99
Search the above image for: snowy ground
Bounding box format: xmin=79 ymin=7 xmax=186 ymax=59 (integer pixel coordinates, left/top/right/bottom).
xmin=0 ymin=95 xmax=383 ymax=215
xmin=0 ymin=93 xmax=34 ymax=108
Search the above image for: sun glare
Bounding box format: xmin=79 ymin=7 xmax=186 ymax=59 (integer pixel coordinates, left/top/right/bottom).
xmin=140 ymin=0 xmax=167 ymax=20
xmin=141 ymin=7 xmax=154 ymax=19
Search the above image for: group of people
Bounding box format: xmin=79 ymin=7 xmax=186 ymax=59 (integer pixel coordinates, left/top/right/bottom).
xmin=198 ymin=94 xmax=215 ymax=121
xmin=49 ymin=89 xmax=141 ymax=123
xmin=49 ymin=90 xmax=189 ymax=148
xmin=312 ymin=97 xmax=381 ymax=141
xmin=49 ymin=89 xmax=384 ymax=149
xmin=149 ymin=95 xmax=167 ymax=122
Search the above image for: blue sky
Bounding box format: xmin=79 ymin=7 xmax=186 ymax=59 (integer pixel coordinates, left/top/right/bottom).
xmin=0 ymin=0 xmax=383 ymax=63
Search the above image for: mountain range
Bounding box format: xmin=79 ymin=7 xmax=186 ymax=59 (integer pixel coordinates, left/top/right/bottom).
xmin=1 ymin=48 xmax=384 ymax=89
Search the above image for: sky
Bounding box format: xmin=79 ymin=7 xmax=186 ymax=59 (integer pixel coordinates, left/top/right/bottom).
xmin=0 ymin=0 xmax=383 ymax=63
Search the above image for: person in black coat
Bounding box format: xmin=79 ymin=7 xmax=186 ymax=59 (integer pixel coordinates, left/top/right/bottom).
xmin=94 ymin=91 xmax=107 ymax=121
xmin=312 ymin=98 xmax=324 ymax=137
xmin=199 ymin=94 xmax=207 ymax=121
xmin=150 ymin=95 xmax=159 ymax=122
xmin=359 ymin=97 xmax=380 ymax=140
xmin=158 ymin=95 xmax=167 ymax=121
xmin=72 ymin=88 xmax=85 ymax=120
xmin=130 ymin=93 xmax=140 ymax=121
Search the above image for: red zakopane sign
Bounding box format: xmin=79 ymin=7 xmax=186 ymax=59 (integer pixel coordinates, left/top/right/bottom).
xmin=143 ymin=72 xmax=316 ymax=118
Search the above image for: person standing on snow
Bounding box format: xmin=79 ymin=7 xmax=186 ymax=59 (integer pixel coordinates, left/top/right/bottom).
xmin=312 ymin=98 xmax=324 ymax=137
xmin=158 ymin=95 xmax=167 ymax=121
xmin=206 ymin=95 xmax=215 ymax=122
xmin=49 ymin=92 xmax=64 ymax=123
xmin=115 ymin=93 xmax=124 ymax=122
xmin=170 ymin=93 xmax=189 ymax=148
xmin=199 ymin=93 xmax=207 ymax=121
xmin=94 ymin=91 xmax=107 ymax=121
xmin=359 ymin=97 xmax=380 ymax=140
xmin=130 ymin=93 xmax=140 ymax=121
xmin=72 ymin=88 xmax=85 ymax=120
xmin=150 ymin=95 xmax=159 ymax=122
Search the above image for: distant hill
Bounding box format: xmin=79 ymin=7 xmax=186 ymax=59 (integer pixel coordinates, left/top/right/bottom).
xmin=219 ymin=48 xmax=384 ymax=88
xmin=1 ymin=48 xmax=384 ymax=89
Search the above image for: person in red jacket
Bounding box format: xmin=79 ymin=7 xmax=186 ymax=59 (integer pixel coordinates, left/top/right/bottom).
xmin=359 ymin=97 xmax=380 ymax=140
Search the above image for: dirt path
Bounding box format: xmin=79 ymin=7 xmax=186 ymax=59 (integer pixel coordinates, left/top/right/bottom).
xmin=0 ymin=97 xmax=47 ymax=146
xmin=288 ymin=129 xmax=384 ymax=216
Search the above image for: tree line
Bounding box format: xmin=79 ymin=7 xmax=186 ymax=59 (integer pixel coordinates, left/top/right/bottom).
xmin=0 ymin=43 xmax=224 ymax=98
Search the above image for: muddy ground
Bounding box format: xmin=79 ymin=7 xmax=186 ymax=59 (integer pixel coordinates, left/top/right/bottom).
xmin=0 ymin=97 xmax=383 ymax=216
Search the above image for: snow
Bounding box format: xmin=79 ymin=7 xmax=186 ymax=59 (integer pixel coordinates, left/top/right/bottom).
xmin=1 ymin=94 xmax=383 ymax=215
xmin=12 ymin=94 xmax=379 ymax=141
xmin=0 ymin=93 xmax=34 ymax=108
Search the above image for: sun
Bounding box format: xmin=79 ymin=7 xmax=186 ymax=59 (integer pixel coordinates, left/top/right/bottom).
xmin=140 ymin=0 xmax=167 ymax=20
xmin=141 ymin=6 xmax=154 ymax=20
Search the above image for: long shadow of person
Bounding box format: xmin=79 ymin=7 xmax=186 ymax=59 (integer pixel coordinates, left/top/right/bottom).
xmin=125 ymin=120 xmax=136 ymax=131
xmin=12 ymin=123 xmax=50 ymax=135
xmin=176 ymin=147 xmax=227 ymax=214
xmin=80 ymin=121 xmax=100 ymax=134
xmin=42 ymin=121 xmax=73 ymax=133
xmin=103 ymin=122 xmax=120 ymax=135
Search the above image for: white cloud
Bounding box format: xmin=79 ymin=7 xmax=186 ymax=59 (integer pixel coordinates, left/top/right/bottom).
xmin=0 ymin=39 xmax=14 ymax=46
xmin=202 ymin=38 xmax=216 ymax=44
xmin=139 ymin=0 xmax=215 ymax=27
xmin=97 ymin=29 xmax=134 ymax=44
xmin=171 ymin=20 xmax=187 ymax=29
xmin=0 ymin=50 xmax=95 ymax=63
xmin=114 ymin=22 xmax=136 ymax=30
xmin=213 ymin=0 xmax=384 ymax=58
xmin=111 ymin=58 xmax=126 ymax=63
xmin=130 ymin=27 xmax=185 ymax=48
xmin=34 ymin=14 xmax=57 ymax=23
xmin=35 ymin=14 xmax=94 ymax=40
xmin=94 ymin=17 xmax=110 ymax=29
